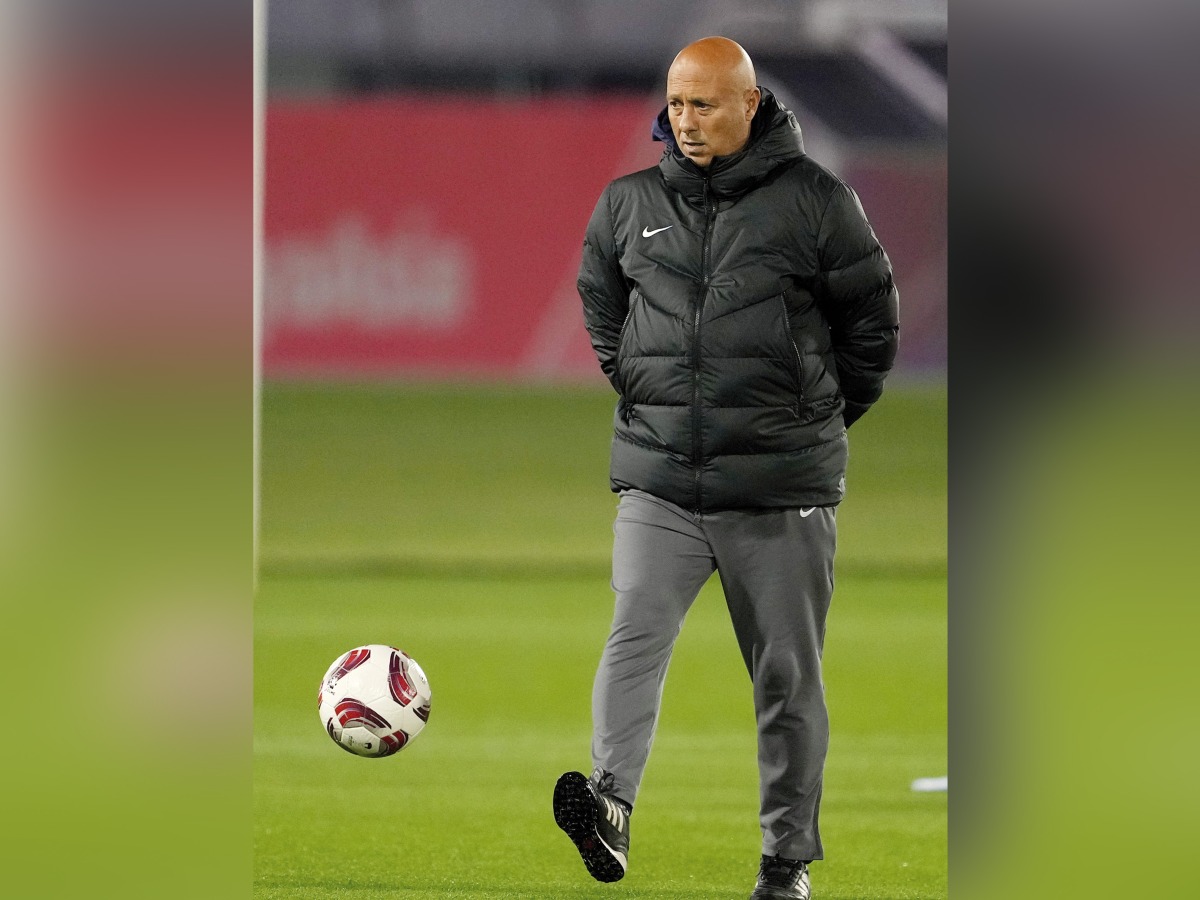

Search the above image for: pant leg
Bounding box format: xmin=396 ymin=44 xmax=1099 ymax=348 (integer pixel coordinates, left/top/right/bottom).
xmin=591 ymin=490 xmax=715 ymax=808
xmin=703 ymin=506 xmax=837 ymax=861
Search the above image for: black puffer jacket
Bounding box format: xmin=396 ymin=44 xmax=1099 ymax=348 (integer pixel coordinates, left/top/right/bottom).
xmin=577 ymin=89 xmax=899 ymax=513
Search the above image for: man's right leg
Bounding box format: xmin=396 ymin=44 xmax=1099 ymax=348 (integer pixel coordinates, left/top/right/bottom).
xmin=591 ymin=489 xmax=715 ymax=808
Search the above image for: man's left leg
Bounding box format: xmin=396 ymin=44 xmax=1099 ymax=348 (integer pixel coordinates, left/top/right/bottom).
xmin=705 ymin=506 xmax=837 ymax=865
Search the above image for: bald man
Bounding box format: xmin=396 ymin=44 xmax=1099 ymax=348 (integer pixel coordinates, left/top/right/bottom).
xmin=553 ymin=37 xmax=899 ymax=900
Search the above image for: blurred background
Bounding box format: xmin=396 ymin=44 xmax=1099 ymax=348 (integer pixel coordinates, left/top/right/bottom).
xmin=261 ymin=0 xmax=946 ymax=382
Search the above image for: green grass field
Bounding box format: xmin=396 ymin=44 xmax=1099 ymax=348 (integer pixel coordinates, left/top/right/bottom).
xmin=254 ymin=382 xmax=946 ymax=899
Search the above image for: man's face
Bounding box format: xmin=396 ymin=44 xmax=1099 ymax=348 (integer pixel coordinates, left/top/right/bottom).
xmin=666 ymin=63 xmax=758 ymax=168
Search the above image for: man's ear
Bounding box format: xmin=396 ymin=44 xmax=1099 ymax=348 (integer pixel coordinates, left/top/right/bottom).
xmin=746 ymin=87 xmax=761 ymax=121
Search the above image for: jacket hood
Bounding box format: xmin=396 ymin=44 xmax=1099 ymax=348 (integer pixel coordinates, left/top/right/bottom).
xmin=653 ymin=87 xmax=805 ymax=201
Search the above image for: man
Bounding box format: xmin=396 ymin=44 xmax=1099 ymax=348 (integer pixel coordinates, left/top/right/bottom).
xmin=552 ymin=37 xmax=899 ymax=900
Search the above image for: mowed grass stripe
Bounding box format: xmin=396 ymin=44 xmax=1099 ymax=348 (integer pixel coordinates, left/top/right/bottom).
xmin=259 ymin=382 xmax=945 ymax=573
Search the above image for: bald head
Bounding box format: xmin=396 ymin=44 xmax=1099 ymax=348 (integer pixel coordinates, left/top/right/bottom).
xmin=665 ymin=37 xmax=761 ymax=167
xmin=669 ymin=37 xmax=757 ymax=93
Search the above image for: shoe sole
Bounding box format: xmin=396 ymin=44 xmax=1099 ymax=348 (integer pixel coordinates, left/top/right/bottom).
xmin=750 ymin=871 xmax=811 ymax=900
xmin=750 ymin=888 xmax=810 ymax=900
xmin=553 ymin=772 xmax=626 ymax=883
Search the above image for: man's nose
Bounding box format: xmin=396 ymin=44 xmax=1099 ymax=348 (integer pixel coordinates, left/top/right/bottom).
xmin=678 ymin=106 xmax=697 ymax=132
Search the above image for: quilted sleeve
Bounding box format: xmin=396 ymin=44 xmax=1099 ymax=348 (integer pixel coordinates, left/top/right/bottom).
xmin=816 ymin=181 xmax=901 ymax=427
xmin=577 ymin=186 xmax=632 ymax=393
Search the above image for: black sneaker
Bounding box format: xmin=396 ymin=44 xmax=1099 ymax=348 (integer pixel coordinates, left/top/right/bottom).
xmin=750 ymin=854 xmax=811 ymax=899
xmin=552 ymin=767 xmax=630 ymax=882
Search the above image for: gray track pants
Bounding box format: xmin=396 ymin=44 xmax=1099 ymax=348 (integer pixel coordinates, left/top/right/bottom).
xmin=591 ymin=489 xmax=836 ymax=861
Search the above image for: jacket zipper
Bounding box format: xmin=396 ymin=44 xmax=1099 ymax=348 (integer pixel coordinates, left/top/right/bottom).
xmin=693 ymin=180 xmax=716 ymax=515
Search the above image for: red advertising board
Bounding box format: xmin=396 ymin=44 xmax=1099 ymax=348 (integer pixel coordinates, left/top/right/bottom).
xmin=264 ymin=95 xmax=663 ymax=379
xmin=264 ymin=96 xmax=945 ymax=379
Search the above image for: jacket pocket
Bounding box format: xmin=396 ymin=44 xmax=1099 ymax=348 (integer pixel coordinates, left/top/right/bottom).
xmin=778 ymin=295 xmax=805 ymax=404
xmin=615 ymin=289 xmax=639 ymax=394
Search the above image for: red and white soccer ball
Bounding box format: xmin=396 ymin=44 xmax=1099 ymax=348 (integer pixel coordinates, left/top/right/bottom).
xmin=318 ymin=644 xmax=432 ymax=758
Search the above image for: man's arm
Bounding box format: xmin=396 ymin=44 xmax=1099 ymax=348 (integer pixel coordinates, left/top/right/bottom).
xmin=577 ymin=187 xmax=632 ymax=393
xmin=816 ymin=182 xmax=900 ymax=427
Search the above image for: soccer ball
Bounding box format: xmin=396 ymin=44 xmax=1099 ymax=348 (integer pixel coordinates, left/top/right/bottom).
xmin=318 ymin=644 xmax=432 ymax=758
